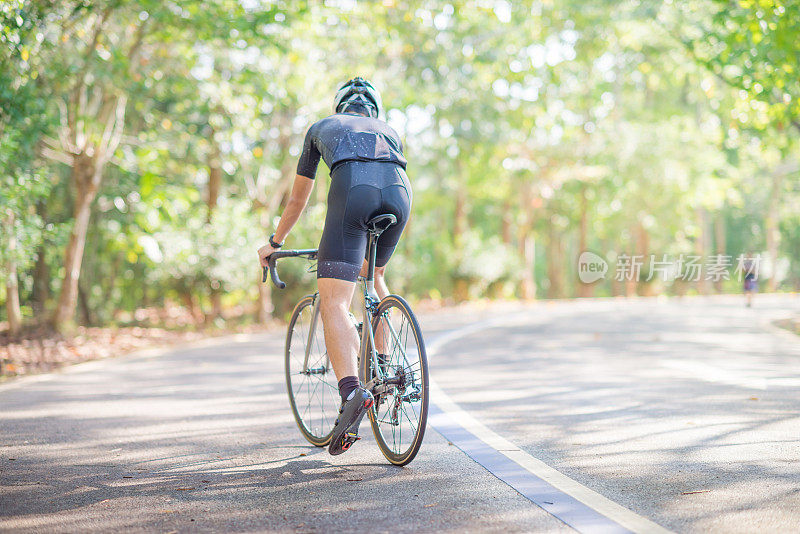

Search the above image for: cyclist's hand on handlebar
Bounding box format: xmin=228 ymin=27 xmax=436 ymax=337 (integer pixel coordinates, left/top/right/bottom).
xmin=258 ymin=243 xmax=279 ymax=268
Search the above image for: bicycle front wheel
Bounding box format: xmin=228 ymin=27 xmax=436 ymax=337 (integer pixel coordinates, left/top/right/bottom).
xmin=362 ymin=295 xmax=429 ymax=466
xmin=285 ymin=295 xmax=338 ymax=446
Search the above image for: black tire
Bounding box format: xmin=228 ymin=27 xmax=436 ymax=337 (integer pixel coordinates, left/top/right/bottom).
xmin=362 ymin=295 xmax=429 ymax=466
xmin=285 ymin=295 xmax=339 ymax=447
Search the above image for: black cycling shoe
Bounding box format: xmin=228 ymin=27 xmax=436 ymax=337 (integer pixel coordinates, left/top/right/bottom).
xmin=328 ymin=387 xmax=374 ymax=456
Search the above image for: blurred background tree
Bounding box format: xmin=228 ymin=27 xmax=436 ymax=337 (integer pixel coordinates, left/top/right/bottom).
xmin=1 ymin=0 xmax=798 ymax=335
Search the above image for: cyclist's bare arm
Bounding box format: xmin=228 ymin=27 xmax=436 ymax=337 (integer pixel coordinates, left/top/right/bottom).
xmin=274 ymin=174 xmax=315 ymax=242
xmin=258 ymin=174 xmax=314 ymax=266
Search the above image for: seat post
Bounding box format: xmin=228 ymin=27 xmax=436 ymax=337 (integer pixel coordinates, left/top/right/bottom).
xmin=365 ymin=231 xmax=380 ymax=302
xmin=363 ymin=213 xmax=396 ymax=304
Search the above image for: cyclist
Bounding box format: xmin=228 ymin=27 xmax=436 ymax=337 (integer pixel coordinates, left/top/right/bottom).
xmin=258 ymin=77 xmax=411 ymax=455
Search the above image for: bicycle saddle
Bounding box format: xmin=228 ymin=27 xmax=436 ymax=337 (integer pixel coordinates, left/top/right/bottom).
xmin=366 ymin=213 xmax=397 ymax=234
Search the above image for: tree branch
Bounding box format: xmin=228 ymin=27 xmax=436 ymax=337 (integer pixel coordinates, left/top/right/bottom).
xmin=72 ymin=6 xmax=112 ymax=96
xmin=126 ymin=18 xmax=149 ymax=72
xmin=40 ymin=145 xmax=75 ymax=166
xmin=97 ymin=95 xmax=127 ymax=168
xmin=67 ymin=6 xmax=113 ymax=152
xmin=56 ymin=98 xmax=77 ymax=153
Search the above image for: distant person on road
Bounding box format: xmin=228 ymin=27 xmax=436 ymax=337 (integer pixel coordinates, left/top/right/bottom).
xmin=257 ymin=77 xmax=411 ymax=456
xmin=743 ymin=254 xmax=758 ymax=307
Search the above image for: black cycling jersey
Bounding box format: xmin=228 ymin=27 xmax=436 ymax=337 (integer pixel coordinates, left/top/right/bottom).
xmin=296 ymin=113 xmax=407 ymax=179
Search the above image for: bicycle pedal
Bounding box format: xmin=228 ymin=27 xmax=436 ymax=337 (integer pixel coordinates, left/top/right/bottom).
xmin=341 ymin=433 xmax=361 ymax=451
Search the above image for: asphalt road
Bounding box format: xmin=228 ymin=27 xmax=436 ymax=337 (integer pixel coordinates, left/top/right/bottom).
xmin=1 ymin=294 xmax=799 ymax=533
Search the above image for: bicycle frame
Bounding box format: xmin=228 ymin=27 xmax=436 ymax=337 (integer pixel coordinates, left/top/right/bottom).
xmin=298 ymin=233 xmax=382 ymax=380
xmin=269 ymin=218 xmax=406 ymax=388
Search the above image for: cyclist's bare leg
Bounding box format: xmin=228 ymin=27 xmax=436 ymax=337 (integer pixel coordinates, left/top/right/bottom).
xmin=360 ymin=260 xmax=390 ymax=354
xmin=317 ymin=277 xmax=359 ymax=381
xmin=358 ymin=260 xmax=389 ymax=298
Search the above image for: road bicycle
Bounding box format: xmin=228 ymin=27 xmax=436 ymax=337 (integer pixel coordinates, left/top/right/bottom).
xmin=263 ymin=214 xmax=429 ymax=466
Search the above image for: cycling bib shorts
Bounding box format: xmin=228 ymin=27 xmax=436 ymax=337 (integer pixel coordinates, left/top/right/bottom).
xmin=317 ymin=161 xmax=411 ymax=281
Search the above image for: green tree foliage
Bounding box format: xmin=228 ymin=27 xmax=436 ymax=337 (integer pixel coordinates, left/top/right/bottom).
xmin=1 ymin=0 xmax=798 ymax=333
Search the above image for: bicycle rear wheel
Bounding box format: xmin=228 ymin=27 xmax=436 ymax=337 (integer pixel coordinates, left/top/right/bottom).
xmin=362 ymin=295 xmax=429 ymax=466
xmin=285 ymin=295 xmax=338 ymax=446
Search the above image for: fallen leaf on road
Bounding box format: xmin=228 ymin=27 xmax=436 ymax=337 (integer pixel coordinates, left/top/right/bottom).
xmin=299 ymin=453 xmax=307 ymax=456
xmin=201 ymin=480 xmax=210 ymax=483
xmin=346 ymin=477 xmax=362 ymax=482
xmin=176 ymin=487 xmax=195 ymax=491
xmin=160 ymin=510 xmax=175 ymax=514
xmin=749 ymin=396 xmax=759 ymax=401
xmin=424 ymin=503 xmax=437 ymax=508
xmin=122 ymin=476 xmax=133 ymax=479
xmin=8 ymin=458 xmax=16 ymax=461
xmin=681 ymin=490 xmax=711 ymax=495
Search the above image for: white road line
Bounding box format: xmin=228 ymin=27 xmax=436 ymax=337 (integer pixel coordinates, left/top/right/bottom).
xmin=427 ymin=318 xmax=673 ymax=534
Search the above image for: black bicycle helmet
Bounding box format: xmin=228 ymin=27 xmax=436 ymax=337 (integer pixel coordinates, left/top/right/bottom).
xmin=333 ymin=77 xmax=382 ymax=118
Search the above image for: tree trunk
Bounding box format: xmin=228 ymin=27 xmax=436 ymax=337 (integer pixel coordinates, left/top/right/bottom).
xmin=453 ymin=184 xmax=467 ymax=248
xmin=206 ymin=129 xmax=222 ymax=223
xmin=636 ymin=222 xmax=653 ymax=296
xmin=77 ymin=279 xmax=93 ymax=325
xmin=502 ymin=198 xmax=512 ymax=245
xmin=256 ymin=272 xmax=273 ymax=323
xmin=765 ymin=172 xmax=783 ymax=292
xmin=32 ymin=243 xmax=49 ymax=316
xmin=714 ymin=215 xmax=726 ymax=293
xmin=577 ymin=185 xmax=593 ymax=297
xmin=255 ymin=210 xmax=274 ymax=323
xmin=50 ymin=90 xmax=127 ymax=331
xmin=31 ymin=200 xmax=49 ymax=316
xmin=695 ymin=208 xmax=710 ymax=295
xmin=181 ymin=291 xmax=203 ymax=325
xmin=547 ymin=225 xmax=564 ymax=298
xmin=206 ymin=292 xmax=223 ymax=324
xmin=452 ymin=164 xmax=469 ymax=301
xmin=4 ymin=209 xmax=23 ymax=335
xmin=519 ymin=233 xmax=536 ymax=300
xmin=205 ymin=131 xmax=223 ymax=321
xmin=53 ymin=163 xmax=98 ymax=329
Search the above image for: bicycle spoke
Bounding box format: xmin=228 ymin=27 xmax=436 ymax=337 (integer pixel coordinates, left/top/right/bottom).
xmin=367 ymin=297 xmax=428 ymax=463
xmin=400 ymin=401 xmax=418 ymax=436
xmin=286 ymin=297 xmax=338 ymax=445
